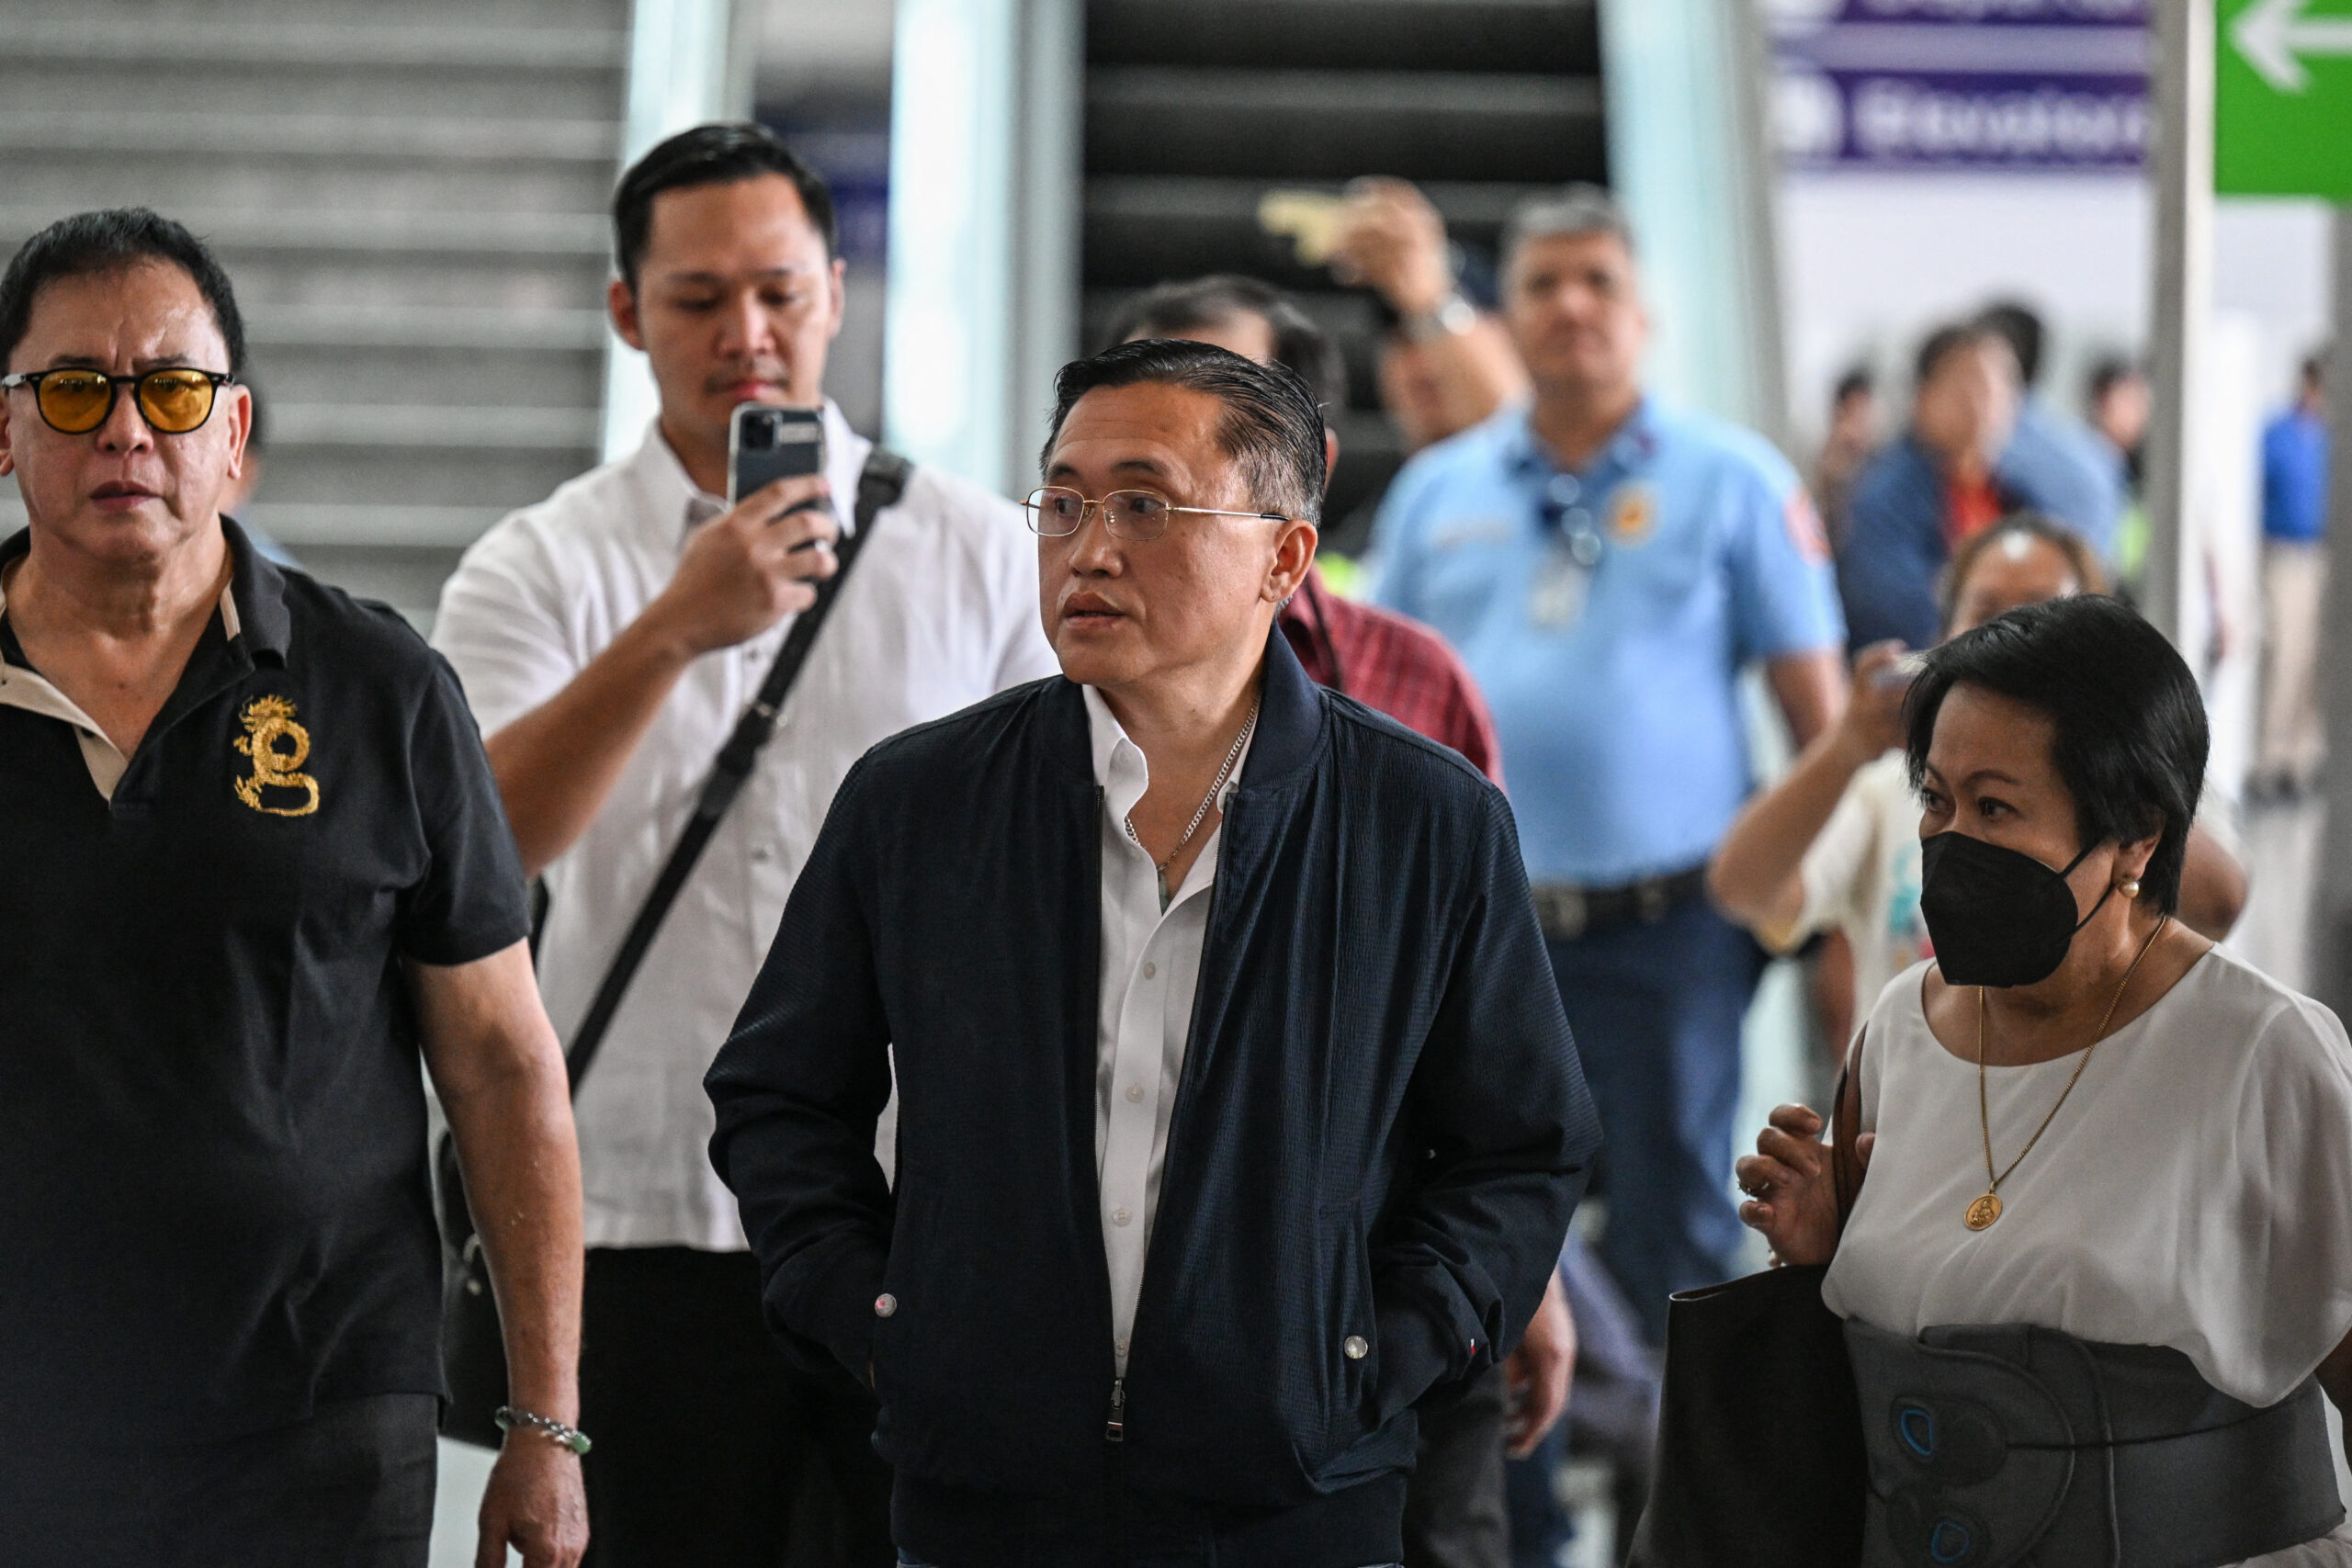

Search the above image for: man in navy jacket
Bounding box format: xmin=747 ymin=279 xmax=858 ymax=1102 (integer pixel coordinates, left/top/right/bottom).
xmin=707 ymin=340 xmax=1598 ymax=1567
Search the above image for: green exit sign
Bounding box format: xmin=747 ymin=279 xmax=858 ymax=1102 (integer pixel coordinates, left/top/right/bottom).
xmin=2220 ymin=0 xmax=2352 ymax=197
xmin=2219 ymin=0 xmax=2352 ymax=197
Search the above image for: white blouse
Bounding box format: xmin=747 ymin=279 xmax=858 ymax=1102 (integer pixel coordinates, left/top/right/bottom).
xmin=1823 ymin=948 xmax=2352 ymax=1563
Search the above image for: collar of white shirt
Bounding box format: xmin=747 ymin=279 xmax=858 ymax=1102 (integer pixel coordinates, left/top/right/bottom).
xmin=1083 ymin=683 xmax=1253 ymax=907
xmin=628 ymin=399 xmax=877 ymax=549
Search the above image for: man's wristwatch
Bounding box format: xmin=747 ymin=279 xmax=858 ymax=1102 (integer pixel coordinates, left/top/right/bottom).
xmin=1405 ymin=289 xmax=1478 ymax=341
xmin=494 ymin=1404 xmax=593 ymax=1456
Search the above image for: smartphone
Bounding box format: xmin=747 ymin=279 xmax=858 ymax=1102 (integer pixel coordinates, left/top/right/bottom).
xmin=1257 ymin=189 xmax=1347 ymax=267
xmin=729 ymin=403 xmax=825 ymax=505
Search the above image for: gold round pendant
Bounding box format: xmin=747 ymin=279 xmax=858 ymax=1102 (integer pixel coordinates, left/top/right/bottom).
xmin=1964 ymin=1192 xmax=2003 ymax=1231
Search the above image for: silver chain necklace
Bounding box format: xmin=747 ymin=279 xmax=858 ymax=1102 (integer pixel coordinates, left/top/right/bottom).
xmin=1124 ymin=694 xmax=1261 ymax=911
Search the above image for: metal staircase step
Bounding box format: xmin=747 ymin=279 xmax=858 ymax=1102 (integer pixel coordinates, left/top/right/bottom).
xmin=1 ymin=18 xmax=626 ymax=70
xmin=1087 ymin=66 xmax=1603 ymax=182
xmin=0 ymin=112 xmax=620 ymax=163
xmin=1088 ymin=0 xmax=1599 ymax=74
xmin=0 ymin=207 xmax=609 ymax=255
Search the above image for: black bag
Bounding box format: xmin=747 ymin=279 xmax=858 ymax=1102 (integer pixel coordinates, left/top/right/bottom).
xmin=1626 ymin=1032 xmax=1871 ymax=1566
xmin=435 ymin=449 xmax=912 ymax=1448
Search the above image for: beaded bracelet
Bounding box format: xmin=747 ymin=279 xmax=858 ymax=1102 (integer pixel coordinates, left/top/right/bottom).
xmin=494 ymin=1404 xmax=592 ymax=1456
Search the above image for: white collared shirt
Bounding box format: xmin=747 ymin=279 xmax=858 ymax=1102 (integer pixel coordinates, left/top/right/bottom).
xmin=1085 ymin=685 xmax=1252 ymax=1373
xmin=432 ymin=403 xmax=1058 ymax=1250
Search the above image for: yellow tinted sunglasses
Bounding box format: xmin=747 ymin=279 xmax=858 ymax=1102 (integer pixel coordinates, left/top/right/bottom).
xmin=0 ymin=367 xmax=234 ymax=434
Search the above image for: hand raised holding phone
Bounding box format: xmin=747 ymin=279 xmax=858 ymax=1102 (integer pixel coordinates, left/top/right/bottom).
xmin=644 ymin=472 xmax=840 ymax=658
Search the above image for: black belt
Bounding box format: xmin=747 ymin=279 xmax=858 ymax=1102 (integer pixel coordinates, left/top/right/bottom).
xmin=1846 ymin=1318 xmax=2343 ymax=1567
xmin=1530 ymin=865 xmax=1707 ymax=942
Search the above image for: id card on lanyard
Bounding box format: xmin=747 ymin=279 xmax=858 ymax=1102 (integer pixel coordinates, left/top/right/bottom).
xmin=1530 ymin=472 xmax=1605 ymax=630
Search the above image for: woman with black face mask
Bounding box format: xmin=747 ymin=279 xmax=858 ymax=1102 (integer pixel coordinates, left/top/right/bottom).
xmin=1734 ymin=593 xmax=2352 ymax=1566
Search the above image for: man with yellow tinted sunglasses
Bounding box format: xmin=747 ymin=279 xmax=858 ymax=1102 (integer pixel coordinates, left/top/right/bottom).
xmin=0 ymin=208 xmax=588 ymax=1568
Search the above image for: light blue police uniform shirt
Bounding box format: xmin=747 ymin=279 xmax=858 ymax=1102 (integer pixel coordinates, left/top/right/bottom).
xmin=1371 ymin=399 xmax=1844 ymax=888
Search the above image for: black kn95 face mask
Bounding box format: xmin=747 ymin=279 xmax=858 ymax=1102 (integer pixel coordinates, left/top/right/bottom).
xmin=1918 ymin=830 xmax=2114 ymax=988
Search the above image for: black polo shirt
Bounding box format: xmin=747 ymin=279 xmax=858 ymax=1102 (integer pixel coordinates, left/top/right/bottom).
xmin=0 ymin=520 xmax=530 ymax=1446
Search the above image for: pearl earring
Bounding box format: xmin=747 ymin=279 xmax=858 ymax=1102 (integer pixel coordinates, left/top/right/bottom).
xmin=2119 ymin=877 xmax=2142 ymax=899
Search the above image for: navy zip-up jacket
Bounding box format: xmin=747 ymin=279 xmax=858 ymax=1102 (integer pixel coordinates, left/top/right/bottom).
xmin=707 ymin=629 xmax=1599 ymax=1560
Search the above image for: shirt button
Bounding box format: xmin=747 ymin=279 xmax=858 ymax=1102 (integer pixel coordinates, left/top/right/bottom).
xmin=751 ymin=843 xmax=775 ymax=863
xmin=1124 ymin=1084 xmax=1144 ymax=1103
xmin=1548 ymin=474 xmax=1581 ymax=504
xmin=1343 ymin=1336 xmax=1368 ymax=1361
xmin=1142 ymin=962 xmax=1157 ymax=979
xmin=874 ymin=1293 xmax=898 ymax=1317
xmin=1112 ymin=1207 xmax=1133 ymax=1226
xmin=1564 ymin=507 xmax=1592 ymax=531
xmin=1116 ymin=1336 xmax=1130 ymax=1357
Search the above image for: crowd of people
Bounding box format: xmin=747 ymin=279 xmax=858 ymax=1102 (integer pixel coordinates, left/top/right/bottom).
xmin=2 ymin=116 xmax=2348 ymax=1568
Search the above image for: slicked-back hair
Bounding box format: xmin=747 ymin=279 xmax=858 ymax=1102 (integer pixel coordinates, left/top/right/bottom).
xmin=0 ymin=208 xmax=245 ymax=377
xmin=614 ymin=122 xmax=836 ymax=291
xmin=1903 ymin=594 xmax=2206 ymax=915
xmin=1042 ymin=339 xmax=1328 ymax=525
xmin=1102 ymin=275 xmax=1348 ymax=417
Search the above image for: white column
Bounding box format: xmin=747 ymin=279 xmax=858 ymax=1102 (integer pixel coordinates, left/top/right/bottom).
xmin=2142 ymin=0 xmax=2217 ymax=646
xmin=883 ymin=0 xmax=1081 ymax=498
xmin=2308 ymin=212 xmax=2352 ymax=1014
xmin=1597 ymin=0 xmax=1788 ymax=446
xmin=600 ymin=0 xmax=754 ymax=463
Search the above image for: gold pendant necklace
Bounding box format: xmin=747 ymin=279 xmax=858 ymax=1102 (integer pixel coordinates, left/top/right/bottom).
xmin=1966 ymin=916 xmax=2168 ymax=1231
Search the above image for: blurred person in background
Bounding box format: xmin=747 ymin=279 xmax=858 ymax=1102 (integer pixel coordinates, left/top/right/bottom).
xmin=1711 ymin=513 xmax=2246 ymax=1048
xmin=433 ymin=124 xmax=1055 ymax=1567
xmin=213 ymin=379 xmax=299 ymax=567
xmin=1815 ymin=366 xmax=1880 ymax=554
xmin=1111 ymin=276 xmax=1577 ymax=1568
xmin=1370 ymin=184 xmax=1847 ymax=1352
xmin=1327 ymin=178 xmax=1529 ymax=459
xmin=1838 ymin=322 xmax=2025 ymax=651
xmin=0 ymin=209 xmax=585 ymax=1567
xmin=1976 ymin=299 xmax=2125 ymax=558
xmin=2255 ymin=350 xmax=2332 ymax=800
xmin=2085 ymin=356 xmax=2152 ymax=592
xmin=708 ymin=339 xmax=1598 ymax=1568
xmin=2086 ymin=356 xmax=2149 ymax=491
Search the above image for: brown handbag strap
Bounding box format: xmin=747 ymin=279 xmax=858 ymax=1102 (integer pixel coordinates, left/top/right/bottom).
xmin=1830 ymin=1023 xmax=1869 ymax=1226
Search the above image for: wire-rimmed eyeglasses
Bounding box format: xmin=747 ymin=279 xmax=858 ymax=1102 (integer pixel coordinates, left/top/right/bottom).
xmin=1023 ymin=486 xmax=1286 ymax=543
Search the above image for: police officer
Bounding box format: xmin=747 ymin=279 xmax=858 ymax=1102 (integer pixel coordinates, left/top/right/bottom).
xmin=1371 ymin=186 xmax=1846 ymax=1347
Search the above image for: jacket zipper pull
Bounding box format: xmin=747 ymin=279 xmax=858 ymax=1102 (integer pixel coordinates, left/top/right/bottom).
xmin=1105 ymin=1377 xmax=1125 ymax=1443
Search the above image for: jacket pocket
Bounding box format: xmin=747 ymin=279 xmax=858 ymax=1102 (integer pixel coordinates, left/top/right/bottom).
xmin=869 ymin=1188 xmax=940 ymax=1405
xmin=1319 ymin=1198 xmax=1378 ymax=1453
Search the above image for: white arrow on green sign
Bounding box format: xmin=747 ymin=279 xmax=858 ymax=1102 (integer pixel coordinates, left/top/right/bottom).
xmin=2220 ymin=0 xmax=2352 ymax=197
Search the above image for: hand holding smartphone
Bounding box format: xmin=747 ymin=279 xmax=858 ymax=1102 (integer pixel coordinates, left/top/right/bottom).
xmin=729 ymin=403 xmax=827 ymax=509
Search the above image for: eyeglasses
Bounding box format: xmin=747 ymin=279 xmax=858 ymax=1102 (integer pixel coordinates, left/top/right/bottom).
xmin=0 ymin=367 xmax=234 ymax=435
xmin=1023 ymin=486 xmax=1285 ymax=543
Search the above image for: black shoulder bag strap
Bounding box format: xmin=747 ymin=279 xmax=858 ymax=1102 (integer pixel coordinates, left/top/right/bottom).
xmin=563 ymin=445 xmax=912 ymax=1089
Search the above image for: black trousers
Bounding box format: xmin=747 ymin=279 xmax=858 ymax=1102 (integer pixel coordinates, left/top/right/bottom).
xmin=7 ymin=1393 xmax=437 ymax=1568
xmin=581 ymin=1246 xmax=895 ymax=1568
xmin=1400 ymin=1364 xmax=1510 ymax=1568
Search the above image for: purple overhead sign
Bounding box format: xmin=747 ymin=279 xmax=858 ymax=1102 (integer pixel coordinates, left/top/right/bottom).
xmin=1771 ymin=0 xmax=2151 ymax=172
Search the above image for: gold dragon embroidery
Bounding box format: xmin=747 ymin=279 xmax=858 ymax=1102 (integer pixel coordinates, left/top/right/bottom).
xmin=232 ymin=695 xmax=321 ymax=818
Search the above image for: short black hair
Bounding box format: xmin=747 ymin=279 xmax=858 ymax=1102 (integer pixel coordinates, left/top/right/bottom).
xmin=1915 ymin=322 xmax=1994 ymax=389
xmin=0 ymin=208 xmax=245 ymax=378
xmin=1904 ymin=594 xmax=2206 ymax=914
xmin=1833 ymin=366 xmax=1874 ymax=405
xmin=613 ymin=122 xmax=836 ymax=291
xmin=1975 ymin=299 xmax=2045 ymax=387
xmin=1042 ymin=338 xmax=1328 ymax=523
xmin=1102 ymin=275 xmax=1347 ymax=416
xmin=2302 ymin=349 xmax=2328 ymax=391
